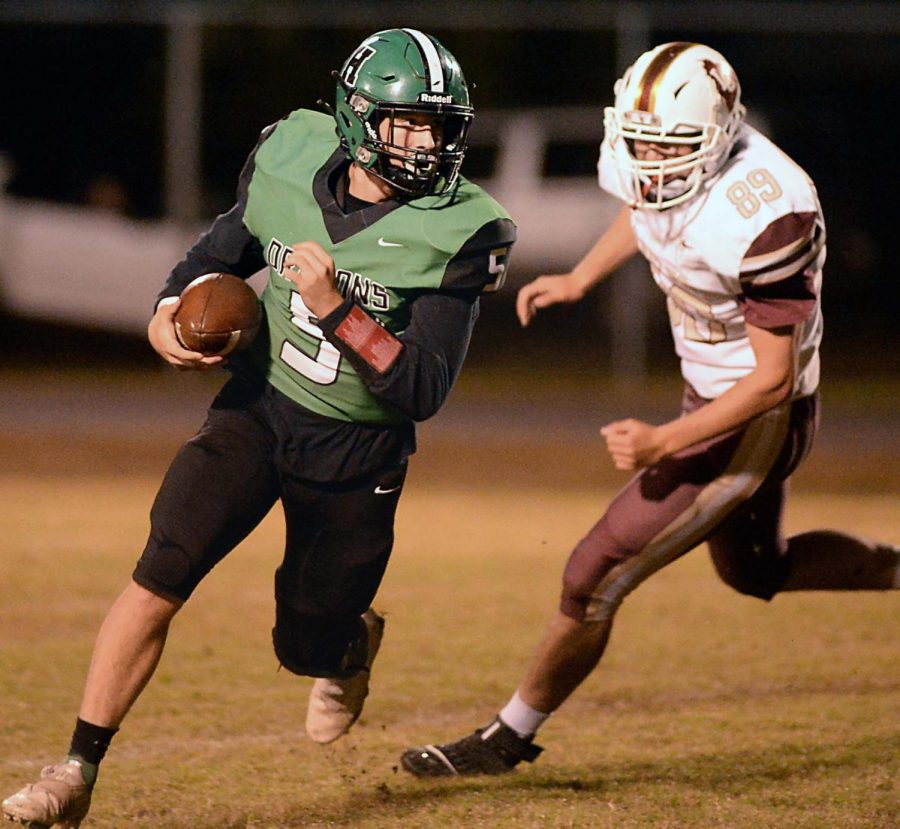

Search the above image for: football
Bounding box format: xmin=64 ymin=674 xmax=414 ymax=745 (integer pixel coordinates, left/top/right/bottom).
xmin=173 ymin=273 xmax=261 ymax=356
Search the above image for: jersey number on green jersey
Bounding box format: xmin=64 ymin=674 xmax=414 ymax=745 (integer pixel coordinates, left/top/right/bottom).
xmin=280 ymin=291 xmax=341 ymax=384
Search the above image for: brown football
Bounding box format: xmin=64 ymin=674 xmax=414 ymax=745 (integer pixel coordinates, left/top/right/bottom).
xmin=173 ymin=273 xmax=261 ymax=356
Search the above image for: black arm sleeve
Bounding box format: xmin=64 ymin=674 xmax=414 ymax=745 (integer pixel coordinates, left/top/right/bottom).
xmin=441 ymin=217 xmax=515 ymax=292
xmin=318 ymin=288 xmax=481 ymax=423
xmin=154 ymin=124 xmax=276 ymax=308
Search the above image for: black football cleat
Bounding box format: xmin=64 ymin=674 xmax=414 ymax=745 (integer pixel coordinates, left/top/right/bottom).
xmin=400 ymin=716 xmax=543 ymax=777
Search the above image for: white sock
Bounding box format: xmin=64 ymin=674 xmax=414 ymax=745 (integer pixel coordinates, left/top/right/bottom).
xmin=499 ymin=691 xmax=550 ymax=738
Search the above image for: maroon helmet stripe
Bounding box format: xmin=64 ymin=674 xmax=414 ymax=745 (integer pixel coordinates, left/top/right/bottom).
xmin=636 ymin=42 xmax=695 ymax=112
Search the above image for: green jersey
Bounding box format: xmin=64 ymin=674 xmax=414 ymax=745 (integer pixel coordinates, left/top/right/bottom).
xmin=240 ymin=109 xmax=513 ymax=424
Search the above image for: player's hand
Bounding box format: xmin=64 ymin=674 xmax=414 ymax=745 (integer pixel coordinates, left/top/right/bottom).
xmin=516 ymin=273 xmax=586 ymax=327
xmin=600 ymin=418 xmax=666 ymax=470
xmin=147 ymin=299 xmax=225 ymax=371
xmin=284 ymin=241 xmax=344 ymax=319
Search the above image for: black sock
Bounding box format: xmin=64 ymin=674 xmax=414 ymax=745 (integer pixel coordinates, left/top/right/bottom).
xmin=68 ymin=718 xmax=118 ymax=767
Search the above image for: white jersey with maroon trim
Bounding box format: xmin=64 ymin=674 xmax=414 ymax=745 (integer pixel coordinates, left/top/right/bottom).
xmin=599 ymin=123 xmax=825 ymax=400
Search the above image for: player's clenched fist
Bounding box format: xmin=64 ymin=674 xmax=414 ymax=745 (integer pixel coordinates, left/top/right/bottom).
xmin=283 ymin=240 xmax=344 ymax=319
xmin=600 ymin=418 xmax=666 ymax=470
xmin=516 ymin=273 xmax=586 ymax=327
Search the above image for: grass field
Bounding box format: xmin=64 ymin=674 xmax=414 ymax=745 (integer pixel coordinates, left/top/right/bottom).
xmin=0 ymin=366 xmax=898 ymax=828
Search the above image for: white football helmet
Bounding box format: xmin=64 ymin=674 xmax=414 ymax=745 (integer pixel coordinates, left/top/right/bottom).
xmin=603 ymin=42 xmax=745 ymax=209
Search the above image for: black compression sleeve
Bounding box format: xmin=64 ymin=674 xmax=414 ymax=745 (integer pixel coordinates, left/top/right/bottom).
xmin=317 ymin=289 xmax=480 ymax=422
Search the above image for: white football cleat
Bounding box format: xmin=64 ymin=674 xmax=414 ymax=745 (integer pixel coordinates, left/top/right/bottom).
xmin=305 ymin=609 xmax=385 ymax=744
xmin=1 ymin=760 xmax=93 ymax=828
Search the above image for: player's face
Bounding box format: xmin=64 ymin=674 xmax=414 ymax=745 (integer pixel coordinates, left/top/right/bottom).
xmin=630 ymin=139 xmax=697 ymax=183
xmin=380 ymin=113 xmax=443 ymax=166
xmin=630 ymin=139 xmax=693 ymax=161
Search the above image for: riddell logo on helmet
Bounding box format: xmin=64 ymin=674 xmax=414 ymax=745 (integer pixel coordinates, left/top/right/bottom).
xmin=419 ymin=92 xmax=453 ymax=104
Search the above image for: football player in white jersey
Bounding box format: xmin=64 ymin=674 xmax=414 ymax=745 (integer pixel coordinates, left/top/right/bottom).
xmin=401 ymin=42 xmax=899 ymax=777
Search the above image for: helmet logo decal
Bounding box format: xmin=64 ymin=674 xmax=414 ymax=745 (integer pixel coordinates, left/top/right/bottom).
xmin=419 ymin=92 xmax=453 ymax=104
xmin=702 ymin=59 xmax=738 ymax=111
xmin=361 ymin=119 xmax=378 ymax=140
xmin=635 ymin=41 xmax=694 ymax=113
xmin=402 ymin=28 xmax=446 ymax=92
xmin=342 ymin=45 xmax=376 ymax=87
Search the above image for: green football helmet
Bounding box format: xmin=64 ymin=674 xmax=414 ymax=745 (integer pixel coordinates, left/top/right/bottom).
xmin=334 ymin=28 xmax=474 ymax=197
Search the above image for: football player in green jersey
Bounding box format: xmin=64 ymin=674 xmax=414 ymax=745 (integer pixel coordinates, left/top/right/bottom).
xmin=2 ymin=29 xmax=514 ymax=828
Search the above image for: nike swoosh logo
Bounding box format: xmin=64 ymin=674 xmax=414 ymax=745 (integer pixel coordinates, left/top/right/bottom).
xmin=378 ymin=237 xmax=404 ymax=248
xmin=374 ymin=485 xmax=402 ymax=495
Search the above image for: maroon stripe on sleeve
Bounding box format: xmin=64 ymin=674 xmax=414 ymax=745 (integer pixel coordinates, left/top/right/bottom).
xmin=745 ymin=212 xmax=816 ymax=258
xmin=740 ymin=213 xmax=822 ymax=283
xmin=739 ymin=271 xmax=817 ymax=328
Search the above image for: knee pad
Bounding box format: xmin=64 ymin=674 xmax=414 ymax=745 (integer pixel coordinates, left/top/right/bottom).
xmin=272 ymin=603 xmax=368 ymax=678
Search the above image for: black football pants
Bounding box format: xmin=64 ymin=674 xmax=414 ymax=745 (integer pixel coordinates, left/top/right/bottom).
xmin=133 ymin=378 xmax=407 ymax=626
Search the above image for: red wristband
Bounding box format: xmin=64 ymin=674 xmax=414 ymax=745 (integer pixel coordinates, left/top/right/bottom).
xmin=334 ymin=305 xmax=402 ymax=373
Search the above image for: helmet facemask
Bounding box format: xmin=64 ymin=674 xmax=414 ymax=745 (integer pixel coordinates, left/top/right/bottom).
xmin=338 ymin=83 xmax=473 ymax=197
xmin=334 ymin=29 xmax=474 ymax=198
xmin=603 ymin=43 xmax=745 ymax=210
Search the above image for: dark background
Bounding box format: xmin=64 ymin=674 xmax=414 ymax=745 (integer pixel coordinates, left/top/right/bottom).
xmin=1 ymin=2 xmax=898 ymax=374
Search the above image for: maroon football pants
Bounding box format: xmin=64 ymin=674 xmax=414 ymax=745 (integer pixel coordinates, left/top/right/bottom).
xmin=561 ymin=388 xmax=818 ymax=622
